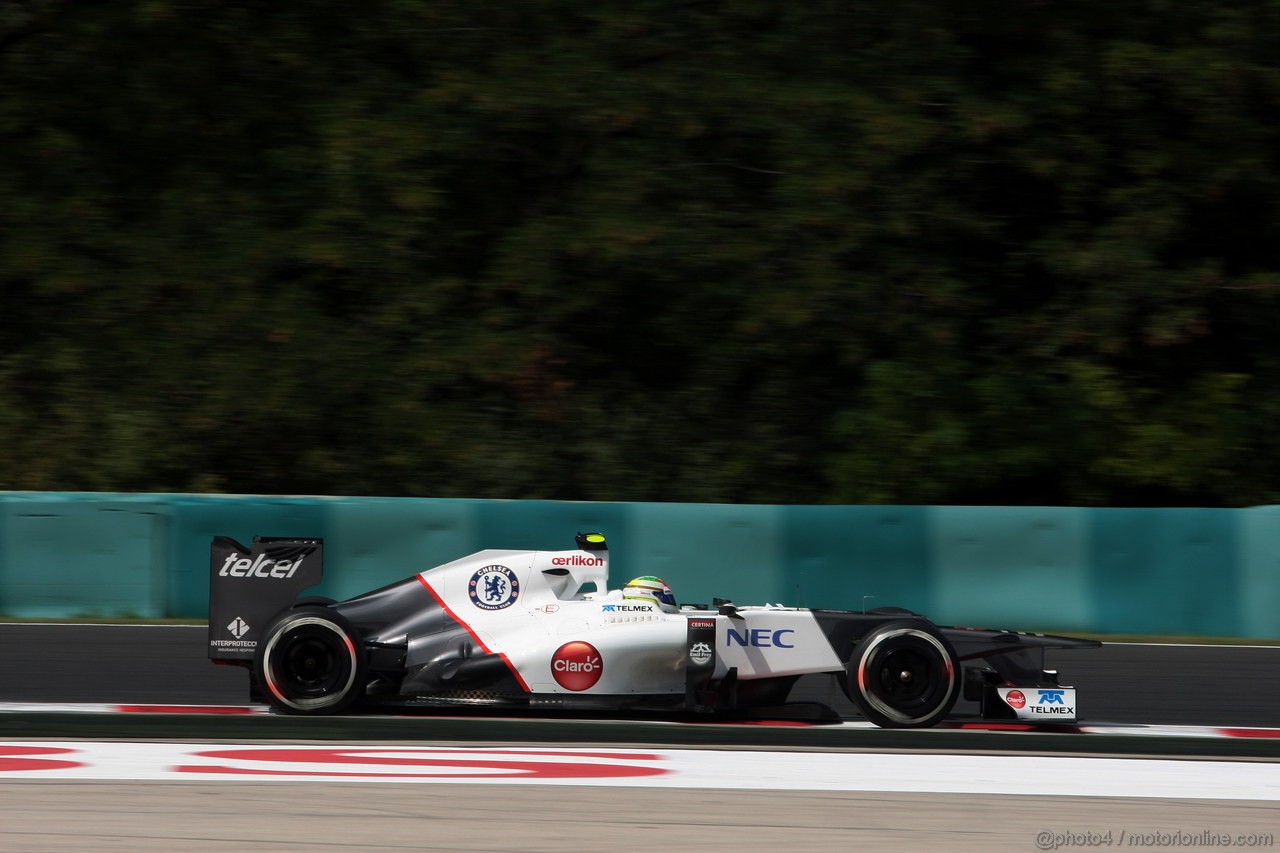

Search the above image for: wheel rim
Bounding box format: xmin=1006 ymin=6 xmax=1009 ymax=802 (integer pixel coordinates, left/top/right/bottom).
xmin=262 ymin=616 xmax=358 ymax=711
xmin=857 ymin=628 xmax=956 ymax=725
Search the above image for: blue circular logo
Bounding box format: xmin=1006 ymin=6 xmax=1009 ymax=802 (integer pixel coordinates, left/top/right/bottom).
xmin=468 ymin=565 xmax=520 ymax=610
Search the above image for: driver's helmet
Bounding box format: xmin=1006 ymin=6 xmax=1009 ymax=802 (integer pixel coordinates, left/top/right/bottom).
xmin=622 ymin=576 xmax=677 ymax=613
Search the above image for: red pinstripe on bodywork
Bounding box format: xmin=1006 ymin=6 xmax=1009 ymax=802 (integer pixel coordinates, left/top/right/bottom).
xmin=416 ymin=573 xmax=530 ymax=693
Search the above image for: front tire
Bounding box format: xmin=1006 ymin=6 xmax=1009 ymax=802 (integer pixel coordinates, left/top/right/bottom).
xmin=845 ymin=620 xmax=959 ymax=728
xmin=254 ymin=606 xmax=366 ymax=715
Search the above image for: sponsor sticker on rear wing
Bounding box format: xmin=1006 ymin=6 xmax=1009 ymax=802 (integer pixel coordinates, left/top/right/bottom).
xmin=208 ymin=536 xmax=323 ymax=661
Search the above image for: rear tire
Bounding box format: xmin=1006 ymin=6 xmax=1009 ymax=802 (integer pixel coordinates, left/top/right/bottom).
xmin=291 ymin=596 xmax=337 ymax=608
xmin=845 ymin=620 xmax=959 ymax=728
xmin=254 ymin=606 xmax=365 ymax=715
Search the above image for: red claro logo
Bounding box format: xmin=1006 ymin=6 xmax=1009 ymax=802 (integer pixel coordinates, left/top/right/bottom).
xmin=551 ymin=641 xmax=603 ymax=691
xmin=1005 ymin=690 xmax=1027 ymax=709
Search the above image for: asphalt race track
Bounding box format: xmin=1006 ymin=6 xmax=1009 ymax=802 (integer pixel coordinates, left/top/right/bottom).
xmin=1 ymin=624 xmax=1278 ymax=852
xmin=3 ymin=624 xmax=1278 ymax=727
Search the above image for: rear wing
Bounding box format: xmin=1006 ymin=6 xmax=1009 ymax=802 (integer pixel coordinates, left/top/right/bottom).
xmin=208 ymin=536 xmax=324 ymax=661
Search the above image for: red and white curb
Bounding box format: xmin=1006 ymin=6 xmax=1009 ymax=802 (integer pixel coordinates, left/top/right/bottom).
xmin=2 ymin=703 xmax=1277 ymax=740
xmin=0 ymin=741 xmax=1277 ymax=799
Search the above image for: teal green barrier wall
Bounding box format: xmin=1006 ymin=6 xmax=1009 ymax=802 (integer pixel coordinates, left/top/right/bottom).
xmin=1239 ymin=505 xmax=1280 ymax=641
xmin=1090 ymin=508 xmax=1238 ymax=636
xmin=0 ymin=492 xmax=1275 ymax=638
xmin=0 ymin=494 xmax=169 ymax=618
xmin=931 ymin=506 xmax=1095 ymax=630
xmin=782 ymin=505 xmax=932 ymax=615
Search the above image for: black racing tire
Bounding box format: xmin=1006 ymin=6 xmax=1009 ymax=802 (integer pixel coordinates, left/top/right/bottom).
xmin=867 ymin=606 xmax=917 ymax=616
xmin=253 ymin=606 xmax=366 ymax=715
xmin=845 ymin=620 xmax=959 ymax=728
xmin=291 ymin=596 xmax=338 ymax=608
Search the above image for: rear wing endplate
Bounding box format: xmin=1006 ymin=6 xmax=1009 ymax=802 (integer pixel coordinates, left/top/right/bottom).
xmin=208 ymin=536 xmax=323 ymax=661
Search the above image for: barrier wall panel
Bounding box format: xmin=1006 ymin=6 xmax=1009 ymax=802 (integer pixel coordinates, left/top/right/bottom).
xmin=628 ymin=503 xmax=784 ymax=607
xmin=930 ymin=506 xmax=1093 ymax=631
xmin=0 ymin=496 xmax=167 ymax=618
xmin=782 ymin=505 xmax=931 ymax=612
xmin=321 ymin=499 xmax=479 ymax=600
xmin=2 ymin=492 xmax=1277 ymax=637
xmin=165 ymin=495 xmax=328 ymax=616
xmin=1239 ymin=506 xmax=1280 ymax=639
xmin=1091 ymin=508 xmax=1238 ymax=637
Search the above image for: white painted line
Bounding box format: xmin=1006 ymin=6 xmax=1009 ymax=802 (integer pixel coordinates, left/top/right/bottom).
xmin=0 ymin=704 xmax=125 ymax=714
xmin=1 ymin=742 xmax=1277 ymax=799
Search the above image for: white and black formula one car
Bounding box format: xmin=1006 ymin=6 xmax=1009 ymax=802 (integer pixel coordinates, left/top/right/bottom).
xmin=208 ymin=533 xmax=1100 ymax=727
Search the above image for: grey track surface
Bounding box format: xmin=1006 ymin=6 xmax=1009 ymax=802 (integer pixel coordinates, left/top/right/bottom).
xmin=0 ymin=783 xmax=1275 ymax=852
xmin=2 ymin=625 xmax=1279 ymax=852
xmin=4 ymin=624 xmax=1278 ymax=726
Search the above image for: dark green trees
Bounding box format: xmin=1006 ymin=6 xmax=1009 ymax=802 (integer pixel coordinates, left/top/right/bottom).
xmin=3 ymin=2 xmax=1279 ymax=505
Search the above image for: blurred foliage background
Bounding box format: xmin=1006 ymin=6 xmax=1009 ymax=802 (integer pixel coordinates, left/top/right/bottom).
xmin=2 ymin=1 xmax=1279 ymax=505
